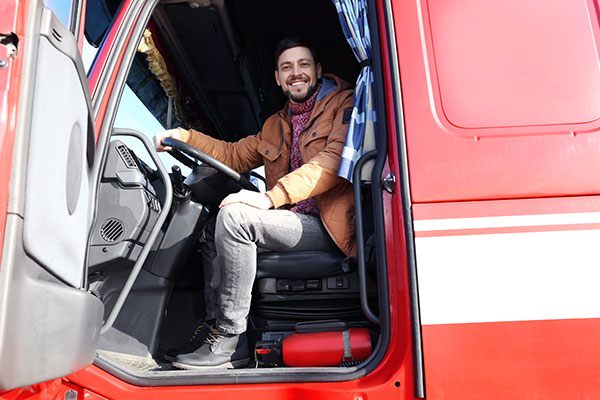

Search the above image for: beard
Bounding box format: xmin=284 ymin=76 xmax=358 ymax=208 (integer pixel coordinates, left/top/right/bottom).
xmin=283 ymin=80 xmax=319 ymax=103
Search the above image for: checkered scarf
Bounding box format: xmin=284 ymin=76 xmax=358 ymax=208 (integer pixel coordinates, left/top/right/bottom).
xmin=288 ymin=83 xmax=322 ymax=216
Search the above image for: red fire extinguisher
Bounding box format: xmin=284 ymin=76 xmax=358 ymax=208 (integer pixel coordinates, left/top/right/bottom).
xmin=282 ymin=327 xmax=372 ymax=367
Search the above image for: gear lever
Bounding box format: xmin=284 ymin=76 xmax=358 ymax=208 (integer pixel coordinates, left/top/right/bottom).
xmin=171 ymin=165 xmax=189 ymax=199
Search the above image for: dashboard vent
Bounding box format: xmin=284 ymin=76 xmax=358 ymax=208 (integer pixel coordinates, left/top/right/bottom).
xmin=100 ymin=218 xmax=124 ymax=242
xmin=116 ymin=144 xmax=137 ymax=169
xmin=51 ymin=28 xmax=63 ymax=42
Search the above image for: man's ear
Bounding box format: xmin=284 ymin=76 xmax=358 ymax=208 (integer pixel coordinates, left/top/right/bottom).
xmin=317 ymin=63 xmax=322 ymax=79
xmin=274 ymin=70 xmax=281 ymax=86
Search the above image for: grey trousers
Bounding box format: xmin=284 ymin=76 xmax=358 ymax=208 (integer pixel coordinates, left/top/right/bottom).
xmin=200 ymin=203 xmax=338 ymax=334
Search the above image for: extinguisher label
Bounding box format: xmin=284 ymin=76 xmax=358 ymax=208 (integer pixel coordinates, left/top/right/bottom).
xmin=342 ymin=330 xmax=352 ymax=361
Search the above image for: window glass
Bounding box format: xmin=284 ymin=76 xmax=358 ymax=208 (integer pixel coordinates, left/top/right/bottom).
xmin=85 ymin=0 xmax=123 ymax=47
xmin=82 ymin=38 xmax=98 ymax=73
xmin=114 ymin=85 xmax=190 ymax=174
xmin=85 ymin=26 xmax=184 ymax=173
xmin=44 ymin=0 xmax=73 ymax=28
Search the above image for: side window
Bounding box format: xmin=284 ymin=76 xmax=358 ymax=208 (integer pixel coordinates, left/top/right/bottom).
xmin=114 ymin=83 xmax=173 ymax=170
xmin=85 ymin=0 xmax=120 ymax=47
xmin=43 ymin=0 xmax=73 ymax=28
xmin=82 ymin=38 xmax=97 ymax=72
xmin=112 ymin=29 xmax=186 ymax=172
xmin=83 ymin=0 xmax=125 ymax=72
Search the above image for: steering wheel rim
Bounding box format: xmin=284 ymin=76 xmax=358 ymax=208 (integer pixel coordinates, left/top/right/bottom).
xmin=162 ymin=137 xmax=259 ymax=192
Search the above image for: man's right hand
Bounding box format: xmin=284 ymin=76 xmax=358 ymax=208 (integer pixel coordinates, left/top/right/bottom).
xmin=153 ymin=128 xmax=186 ymax=152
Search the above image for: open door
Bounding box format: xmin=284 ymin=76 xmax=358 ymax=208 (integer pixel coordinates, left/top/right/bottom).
xmin=0 ymin=0 xmax=103 ymax=390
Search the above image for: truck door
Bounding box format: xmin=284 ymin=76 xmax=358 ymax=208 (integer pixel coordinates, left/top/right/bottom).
xmin=391 ymin=0 xmax=600 ymax=398
xmin=0 ymin=0 xmax=103 ymax=390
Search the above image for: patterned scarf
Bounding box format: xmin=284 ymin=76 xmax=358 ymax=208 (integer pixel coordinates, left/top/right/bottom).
xmin=288 ymin=83 xmax=322 ymax=216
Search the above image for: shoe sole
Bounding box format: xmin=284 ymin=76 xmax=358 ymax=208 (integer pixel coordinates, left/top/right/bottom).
xmin=163 ymin=354 xmax=177 ymax=362
xmin=172 ymin=358 xmax=249 ymax=370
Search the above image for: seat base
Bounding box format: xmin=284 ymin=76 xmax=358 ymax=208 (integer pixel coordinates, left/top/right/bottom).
xmin=253 ymin=271 xmax=378 ymax=320
xmin=256 ymin=250 xmax=352 ymax=280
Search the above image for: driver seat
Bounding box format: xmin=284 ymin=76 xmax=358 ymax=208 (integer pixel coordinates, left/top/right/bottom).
xmin=252 ymin=185 xmax=378 ymax=322
xmin=252 ymin=245 xmax=376 ymax=321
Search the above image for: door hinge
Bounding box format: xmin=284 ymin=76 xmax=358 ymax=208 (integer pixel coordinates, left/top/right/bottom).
xmin=64 ymin=389 xmax=78 ymax=400
xmin=382 ymin=173 xmax=396 ymax=193
xmin=0 ymin=32 xmax=19 ymax=60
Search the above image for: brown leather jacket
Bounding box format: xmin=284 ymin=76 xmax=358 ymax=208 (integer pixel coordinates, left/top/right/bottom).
xmin=180 ymin=74 xmax=356 ymax=256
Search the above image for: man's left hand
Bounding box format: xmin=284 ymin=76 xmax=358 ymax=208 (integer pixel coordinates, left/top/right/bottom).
xmin=219 ymin=189 xmax=273 ymax=210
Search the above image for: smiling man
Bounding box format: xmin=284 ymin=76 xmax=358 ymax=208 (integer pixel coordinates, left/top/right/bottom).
xmin=154 ymin=37 xmax=355 ymax=369
xmin=276 ymin=44 xmax=322 ymax=103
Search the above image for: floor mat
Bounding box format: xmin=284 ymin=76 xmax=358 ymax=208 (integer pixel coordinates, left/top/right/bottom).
xmin=96 ymin=350 xmax=171 ymax=372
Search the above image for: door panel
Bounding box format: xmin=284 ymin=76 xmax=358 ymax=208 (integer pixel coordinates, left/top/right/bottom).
xmin=23 ymin=33 xmax=90 ymax=287
xmin=0 ymin=5 xmax=102 ymax=391
xmin=0 ymin=219 xmax=103 ymax=390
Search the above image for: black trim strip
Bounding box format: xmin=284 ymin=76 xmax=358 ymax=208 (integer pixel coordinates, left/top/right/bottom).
xmin=364 ymin=0 xmax=393 ymax=383
xmin=381 ymin=0 xmax=426 ymax=396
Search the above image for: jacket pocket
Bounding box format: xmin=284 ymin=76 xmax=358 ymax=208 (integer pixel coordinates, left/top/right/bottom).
xmin=303 ymin=122 xmax=333 ymax=153
xmin=258 ymin=140 xmax=281 ymax=162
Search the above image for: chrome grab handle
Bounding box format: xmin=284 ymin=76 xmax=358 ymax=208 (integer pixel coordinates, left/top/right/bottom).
xmin=100 ymin=129 xmax=173 ymax=334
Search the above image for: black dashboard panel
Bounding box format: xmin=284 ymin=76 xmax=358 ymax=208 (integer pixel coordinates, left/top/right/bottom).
xmin=88 ymin=140 xmax=161 ymax=271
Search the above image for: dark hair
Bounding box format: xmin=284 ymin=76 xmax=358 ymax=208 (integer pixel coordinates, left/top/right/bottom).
xmin=274 ymin=37 xmax=319 ymax=70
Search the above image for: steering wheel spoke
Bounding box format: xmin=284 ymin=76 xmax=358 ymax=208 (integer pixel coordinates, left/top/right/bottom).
xmin=168 ymin=147 xmax=198 ymax=169
xmin=162 ymin=137 xmax=259 ymax=192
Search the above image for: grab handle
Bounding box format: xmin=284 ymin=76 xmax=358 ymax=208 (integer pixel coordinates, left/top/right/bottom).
xmin=353 ymin=150 xmax=379 ymax=325
xmin=100 ymin=129 xmax=173 ymax=334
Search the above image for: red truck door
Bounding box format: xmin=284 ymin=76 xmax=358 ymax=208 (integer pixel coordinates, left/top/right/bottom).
xmin=0 ymin=0 xmax=103 ymax=391
xmin=391 ymin=0 xmax=600 ymax=398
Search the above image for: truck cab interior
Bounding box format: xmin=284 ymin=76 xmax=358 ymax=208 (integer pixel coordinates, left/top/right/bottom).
xmin=84 ymin=0 xmax=391 ymax=385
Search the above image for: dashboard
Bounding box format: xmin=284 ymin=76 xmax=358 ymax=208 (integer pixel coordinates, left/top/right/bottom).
xmin=88 ymin=140 xmax=163 ymax=271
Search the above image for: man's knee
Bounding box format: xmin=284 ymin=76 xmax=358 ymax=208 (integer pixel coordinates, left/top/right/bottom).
xmin=216 ymin=203 xmax=256 ymax=238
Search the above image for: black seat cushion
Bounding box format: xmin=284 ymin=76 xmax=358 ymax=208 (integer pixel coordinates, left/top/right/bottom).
xmin=256 ymin=251 xmax=351 ymax=280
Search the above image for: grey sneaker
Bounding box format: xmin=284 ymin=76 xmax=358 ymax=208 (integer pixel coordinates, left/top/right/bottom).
xmin=172 ymin=326 xmax=249 ymax=369
xmin=163 ymin=319 xmax=215 ymax=362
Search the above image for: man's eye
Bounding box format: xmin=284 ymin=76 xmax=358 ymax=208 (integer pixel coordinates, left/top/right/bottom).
xmin=281 ymin=66 xmax=291 ymax=71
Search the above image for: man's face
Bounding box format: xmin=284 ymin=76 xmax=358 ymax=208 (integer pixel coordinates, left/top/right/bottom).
xmin=275 ymin=46 xmax=322 ymax=103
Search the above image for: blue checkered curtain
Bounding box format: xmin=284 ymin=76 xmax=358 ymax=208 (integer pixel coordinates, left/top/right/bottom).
xmin=333 ymin=0 xmax=376 ymax=181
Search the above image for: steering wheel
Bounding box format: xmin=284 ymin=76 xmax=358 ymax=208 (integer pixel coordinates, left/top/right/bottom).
xmin=162 ymin=137 xmax=259 ymax=192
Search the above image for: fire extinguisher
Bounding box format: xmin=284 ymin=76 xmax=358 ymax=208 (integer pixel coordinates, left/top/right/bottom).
xmin=282 ymin=327 xmax=372 ymax=367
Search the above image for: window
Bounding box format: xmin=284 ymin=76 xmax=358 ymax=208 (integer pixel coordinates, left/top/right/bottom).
xmin=43 ymin=0 xmax=72 ymax=28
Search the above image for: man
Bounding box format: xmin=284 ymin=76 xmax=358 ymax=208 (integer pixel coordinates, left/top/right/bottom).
xmin=154 ymin=37 xmax=355 ymax=369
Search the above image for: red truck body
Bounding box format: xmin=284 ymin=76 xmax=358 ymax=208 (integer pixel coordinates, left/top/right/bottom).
xmin=1 ymin=0 xmax=599 ymax=399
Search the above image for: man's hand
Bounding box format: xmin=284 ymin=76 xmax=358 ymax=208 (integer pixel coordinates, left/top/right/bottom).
xmin=220 ymin=189 xmax=273 ymax=210
xmin=153 ymin=128 xmax=185 ymax=152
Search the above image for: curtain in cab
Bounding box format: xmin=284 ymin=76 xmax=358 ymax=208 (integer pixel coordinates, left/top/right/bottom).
xmin=333 ymin=0 xmax=376 ymax=181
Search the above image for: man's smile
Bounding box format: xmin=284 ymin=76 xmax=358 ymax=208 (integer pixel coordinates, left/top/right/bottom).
xmin=288 ymin=77 xmax=309 ymax=88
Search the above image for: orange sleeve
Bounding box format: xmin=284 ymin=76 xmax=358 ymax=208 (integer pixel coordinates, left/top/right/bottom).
xmin=180 ymin=128 xmax=263 ymax=173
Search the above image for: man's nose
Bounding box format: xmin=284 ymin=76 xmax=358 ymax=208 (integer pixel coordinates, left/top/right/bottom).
xmin=292 ymin=64 xmax=301 ymax=75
